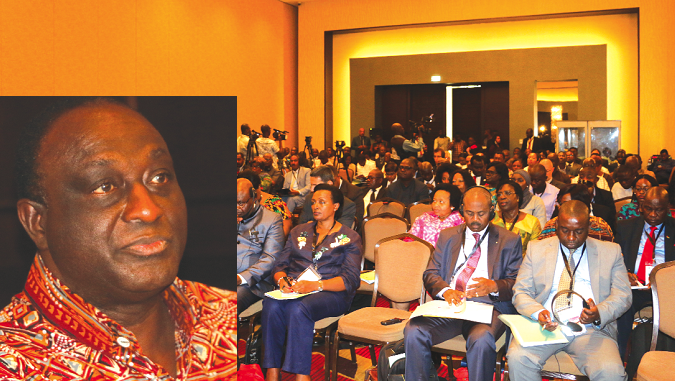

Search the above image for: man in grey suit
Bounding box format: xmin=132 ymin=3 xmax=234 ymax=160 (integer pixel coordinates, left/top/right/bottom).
xmin=281 ymin=154 xmax=312 ymax=213
xmin=507 ymin=201 xmax=631 ymax=381
xmin=237 ymin=178 xmax=284 ymax=314
xmin=404 ymin=187 xmax=523 ymax=381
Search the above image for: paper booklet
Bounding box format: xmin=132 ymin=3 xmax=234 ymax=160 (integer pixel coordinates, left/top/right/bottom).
xmin=265 ymin=265 xmax=322 ymax=300
xmin=409 ymin=300 xmax=494 ymax=325
xmin=498 ymin=314 xmax=569 ymax=347
xmin=360 ymin=270 xmax=376 ymax=284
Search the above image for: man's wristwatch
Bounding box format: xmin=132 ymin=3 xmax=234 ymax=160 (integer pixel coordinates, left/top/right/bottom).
xmin=317 ymin=280 xmax=324 ymax=292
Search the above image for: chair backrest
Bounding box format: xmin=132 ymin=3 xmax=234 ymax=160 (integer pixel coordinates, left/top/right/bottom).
xmin=615 ymin=198 xmax=631 ymax=214
xmin=362 ymin=213 xmax=409 ymax=264
xmin=368 ymin=198 xmax=406 ymax=218
xmin=649 ymin=261 xmax=675 ymax=350
xmin=373 ymin=233 xmax=434 ymax=306
xmin=408 ymin=200 xmax=433 ymax=224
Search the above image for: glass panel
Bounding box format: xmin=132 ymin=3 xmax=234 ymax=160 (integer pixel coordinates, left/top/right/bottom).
xmin=590 ymin=127 xmax=620 ymax=161
xmin=558 ymin=127 xmax=586 ymax=159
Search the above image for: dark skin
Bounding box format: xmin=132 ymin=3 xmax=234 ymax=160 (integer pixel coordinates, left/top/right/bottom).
xmin=539 ymin=203 xmax=599 ymax=331
xmin=497 ymin=184 xmax=523 ymax=227
xmin=398 ymin=159 xmax=415 ymax=185
xmin=365 ymin=169 xmax=384 ymax=190
xmin=529 ymin=167 xmax=547 ymax=195
xmin=17 ymin=103 xmax=187 ymax=376
xmin=443 ymin=189 xmax=497 ymax=305
xmin=627 ymin=189 xmax=670 ymax=287
xmin=237 ymin=179 xmax=256 ymax=286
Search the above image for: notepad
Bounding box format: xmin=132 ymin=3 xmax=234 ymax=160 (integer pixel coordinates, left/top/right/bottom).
xmin=498 ymin=314 xmax=569 ymax=347
xmin=360 ymin=270 xmax=376 ymax=284
xmin=409 ymin=300 xmax=494 ymax=324
xmin=265 ymin=290 xmax=319 ymax=300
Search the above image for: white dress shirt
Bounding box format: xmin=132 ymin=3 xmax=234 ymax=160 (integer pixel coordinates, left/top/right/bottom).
xmin=530 ymin=182 xmax=560 ymax=221
xmin=362 ymin=186 xmax=383 ymax=217
xmin=436 ymin=226 xmax=490 ymax=298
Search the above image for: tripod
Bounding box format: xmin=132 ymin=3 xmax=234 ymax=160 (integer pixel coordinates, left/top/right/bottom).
xmin=245 ymin=136 xmax=259 ymax=165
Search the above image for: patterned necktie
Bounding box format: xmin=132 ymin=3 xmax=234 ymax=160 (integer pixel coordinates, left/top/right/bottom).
xmin=455 ymin=233 xmax=482 ymax=292
xmin=555 ymin=248 xmax=576 ymax=310
xmin=637 ymin=226 xmax=658 ymax=283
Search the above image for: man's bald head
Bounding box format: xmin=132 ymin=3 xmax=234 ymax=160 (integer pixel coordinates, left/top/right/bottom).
xmin=625 ymin=156 xmax=640 ymax=172
xmin=642 ymin=187 xmax=670 ymax=227
xmin=391 ymin=123 xmax=404 ymax=136
xmin=237 ymin=178 xmax=254 ymax=195
xmin=462 ymin=187 xmax=492 ymax=232
xmin=557 ymin=200 xmax=590 ymax=249
xmin=366 ymin=169 xmax=384 ymax=190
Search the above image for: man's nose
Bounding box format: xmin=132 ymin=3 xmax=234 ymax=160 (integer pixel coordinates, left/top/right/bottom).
xmin=122 ymin=183 xmax=163 ymax=223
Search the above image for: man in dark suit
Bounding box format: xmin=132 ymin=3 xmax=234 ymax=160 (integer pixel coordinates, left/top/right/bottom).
xmin=404 ymin=187 xmax=523 ymax=381
xmin=298 ymin=165 xmax=357 ymax=228
xmin=615 ymin=187 xmax=675 ymax=377
xmin=386 ymin=157 xmax=429 ymax=205
xmin=565 ymin=150 xmax=583 ymax=177
xmin=521 ymin=128 xmax=539 ymax=153
xmin=578 ymin=167 xmax=616 ymax=224
xmin=351 ymin=128 xmax=371 ymax=156
xmin=356 ymin=169 xmax=388 ymax=219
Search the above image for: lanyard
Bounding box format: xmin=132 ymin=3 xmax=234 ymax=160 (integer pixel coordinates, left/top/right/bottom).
xmin=644 ymin=224 xmax=664 ymax=249
xmin=559 ymin=242 xmax=586 ymax=290
xmin=502 ymin=212 xmax=518 ymax=232
xmin=451 ymin=225 xmax=490 ymax=281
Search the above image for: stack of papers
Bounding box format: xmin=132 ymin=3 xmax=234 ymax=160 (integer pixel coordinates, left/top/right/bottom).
xmin=498 ymin=314 xmax=568 ymax=347
xmin=360 ymin=271 xmax=376 ymax=284
xmin=410 ymin=300 xmax=494 ymax=324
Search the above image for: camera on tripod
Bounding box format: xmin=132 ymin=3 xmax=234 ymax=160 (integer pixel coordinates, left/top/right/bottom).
xmin=250 ymin=130 xmax=261 ymax=141
xmin=273 ymin=129 xmax=288 ymax=141
xmin=335 ymin=140 xmax=345 ymax=149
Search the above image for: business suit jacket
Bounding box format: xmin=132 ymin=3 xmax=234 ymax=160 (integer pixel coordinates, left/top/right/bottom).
xmin=298 ymin=191 xmax=357 ymax=228
xmin=593 ymin=186 xmax=616 ymax=221
xmin=351 ymin=135 xmax=371 ymax=152
xmin=614 ymin=216 xmax=675 ymax=274
xmin=549 ymin=179 xmax=566 ymax=190
xmin=513 ymin=237 xmax=632 ymax=336
xmin=237 ymin=206 xmax=284 ymax=297
xmin=521 ymin=136 xmax=540 ymax=153
xmin=565 ymin=162 xmax=583 ymax=177
xmin=282 ymin=166 xmax=312 ymax=196
xmin=424 ymin=223 xmax=523 ymax=314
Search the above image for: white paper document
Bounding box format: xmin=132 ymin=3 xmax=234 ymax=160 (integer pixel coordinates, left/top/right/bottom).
xmin=409 ymin=300 xmax=494 ymax=324
xmin=265 ymin=289 xmax=319 ymax=300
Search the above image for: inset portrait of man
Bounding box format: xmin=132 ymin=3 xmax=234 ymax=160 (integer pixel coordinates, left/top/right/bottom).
xmin=0 ymin=97 xmax=236 ymax=380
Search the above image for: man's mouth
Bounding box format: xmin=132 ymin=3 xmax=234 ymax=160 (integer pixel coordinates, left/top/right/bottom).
xmin=123 ymin=238 xmax=169 ymax=256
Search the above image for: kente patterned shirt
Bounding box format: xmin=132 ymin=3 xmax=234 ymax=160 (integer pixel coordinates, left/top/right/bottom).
xmin=262 ymin=195 xmax=291 ymax=220
xmin=409 ymin=210 xmax=464 ymax=247
xmin=538 ymin=216 xmax=614 ymax=242
xmin=491 ymin=213 xmax=541 ymax=257
xmin=0 ymin=255 xmax=237 ymax=380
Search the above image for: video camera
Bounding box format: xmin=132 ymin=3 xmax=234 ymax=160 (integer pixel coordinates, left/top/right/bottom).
xmin=273 ymin=129 xmax=288 ymax=141
xmin=305 ymin=136 xmax=312 ymax=145
xmin=250 ymin=130 xmax=261 ymax=141
xmin=335 ymin=140 xmax=345 ymax=149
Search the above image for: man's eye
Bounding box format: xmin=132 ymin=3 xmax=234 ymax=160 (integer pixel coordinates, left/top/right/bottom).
xmin=92 ymin=182 xmax=115 ymax=194
xmin=150 ymin=173 xmax=170 ymax=184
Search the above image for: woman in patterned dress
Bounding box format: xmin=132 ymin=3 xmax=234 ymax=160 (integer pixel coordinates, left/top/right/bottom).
xmin=409 ymin=183 xmax=464 ymax=246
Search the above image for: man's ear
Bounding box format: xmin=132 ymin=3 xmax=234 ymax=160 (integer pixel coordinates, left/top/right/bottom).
xmin=17 ymin=199 xmax=49 ymax=251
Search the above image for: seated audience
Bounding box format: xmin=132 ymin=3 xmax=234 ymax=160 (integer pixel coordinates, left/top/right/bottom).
xmin=538 ymin=184 xmax=615 ymax=242
xmin=529 ymin=164 xmax=560 ymax=222
xmin=615 ymin=187 xmax=675 ymax=377
xmin=384 ymin=161 xmax=398 ymax=185
xmin=485 ymin=161 xmax=510 ymax=206
xmin=540 ymin=158 xmax=566 ymax=190
xmin=617 ymin=174 xmax=669 ymax=220
xmin=577 ymin=167 xmax=617 ymax=223
xmin=386 ymin=157 xmax=429 ymax=205
xmin=468 ymin=155 xmax=487 ymax=185
xmin=507 ymin=201 xmax=631 ymax=381
xmin=281 ymin=154 xmax=312 ymax=214
xmin=511 ymin=169 xmax=547 ymax=229
xmin=409 ymin=183 xmax=464 ymax=246
xmin=237 ymin=179 xmax=284 ymax=314
xmin=647 ymin=148 xmax=674 ymax=184
xmin=524 ymin=152 xmax=539 ymax=171
xmin=452 ymin=169 xmax=476 ymax=195
xmin=358 ymin=169 xmax=388 ymax=218
xmin=492 ymin=180 xmax=542 ymax=256
xmin=354 ymin=152 xmax=376 ymax=179
xmin=250 ymin=157 xmax=274 ymax=193
xmin=417 ymin=161 xmax=435 ymax=193
xmin=547 ymin=152 xmax=571 ymax=184
xmin=571 ymin=158 xmax=611 ymax=191
xmin=263 ymin=185 xmax=361 ymax=381
xmin=511 ymin=158 xmax=524 ymax=172
xmin=611 ymin=164 xmax=636 ymax=202
xmin=237 ymin=152 xmax=245 ymax=174
xmin=298 ymin=166 xmax=357 ymax=227
xmin=404 ymin=187 xmax=522 ymax=381
xmin=564 ymin=149 xmax=583 ymax=177
xmin=435 ymin=162 xmax=459 ymax=185
xmin=433 ymin=147 xmax=448 ymax=167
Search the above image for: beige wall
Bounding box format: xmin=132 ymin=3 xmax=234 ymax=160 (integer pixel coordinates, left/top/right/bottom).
xmin=298 ymin=0 xmax=674 ymax=158
xmin=350 ymin=45 xmax=607 ymax=151
xmin=0 ymin=0 xmax=299 ymax=146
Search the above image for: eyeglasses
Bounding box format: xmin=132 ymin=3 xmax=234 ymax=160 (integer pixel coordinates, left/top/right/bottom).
xmin=497 ymin=191 xmax=515 ymax=197
xmin=399 ymin=166 xmax=413 ymax=171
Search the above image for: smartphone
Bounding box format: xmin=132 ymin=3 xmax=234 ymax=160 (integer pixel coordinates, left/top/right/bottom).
xmin=380 ymin=318 xmax=404 ymax=326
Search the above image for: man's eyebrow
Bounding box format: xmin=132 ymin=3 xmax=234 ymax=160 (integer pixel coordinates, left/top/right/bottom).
xmin=149 ymin=147 xmax=168 ymax=159
xmin=83 ymin=158 xmax=117 ymax=168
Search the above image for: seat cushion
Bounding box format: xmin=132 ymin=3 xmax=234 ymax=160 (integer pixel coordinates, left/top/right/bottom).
xmin=315 ymin=315 xmax=343 ymax=330
xmin=432 ymin=329 xmax=507 ymax=353
xmin=636 ymin=351 xmax=675 ymax=381
xmin=338 ymin=307 xmax=411 ymax=342
xmin=239 ymin=299 xmax=263 ymax=319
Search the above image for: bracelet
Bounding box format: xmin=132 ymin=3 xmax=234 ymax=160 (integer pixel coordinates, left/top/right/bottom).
xmin=317 ymin=280 xmax=324 ymax=292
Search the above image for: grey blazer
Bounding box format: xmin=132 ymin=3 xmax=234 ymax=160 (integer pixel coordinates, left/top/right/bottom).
xmin=424 ymin=223 xmax=523 ymax=314
xmin=282 ymin=166 xmax=312 ymax=196
xmin=237 ymin=205 xmax=284 ymax=297
xmin=513 ymin=236 xmax=632 ymax=337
